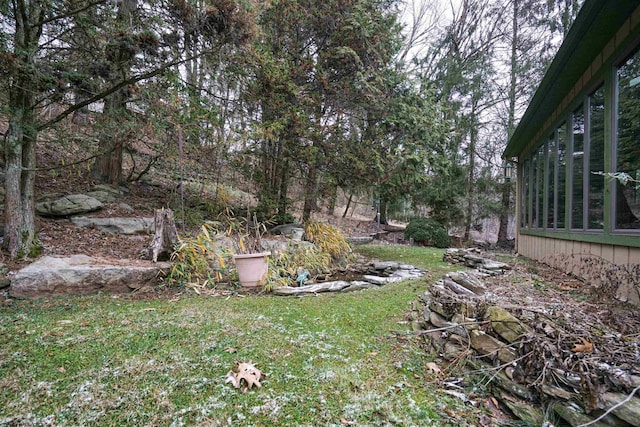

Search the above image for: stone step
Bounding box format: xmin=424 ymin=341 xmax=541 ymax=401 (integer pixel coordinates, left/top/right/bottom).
xmin=9 ymin=255 xmax=171 ymax=298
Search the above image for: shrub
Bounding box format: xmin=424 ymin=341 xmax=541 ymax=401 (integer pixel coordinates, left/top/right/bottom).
xmin=404 ymin=217 xmax=450 ymax=248
xmin=264 ymin=242 xmax=332 ymax=291
xmin=167 ymin=223 xmax=230 ymax=286
xmin=304 ymin=221 xmax=352 ymax=260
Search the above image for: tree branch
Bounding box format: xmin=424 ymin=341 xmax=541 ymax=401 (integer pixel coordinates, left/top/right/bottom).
xmin=37 ymin=55 xmax=198 ymax=131
xmin=577 ymin=385 xmax=640 ymax=427
xmin=34 ymin=0 xmax=108 ymax=28
xmin=21 ymin=145 xmax=115 ymax=171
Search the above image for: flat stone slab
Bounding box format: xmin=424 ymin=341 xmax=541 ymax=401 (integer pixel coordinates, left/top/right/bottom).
xmin=71 ymin=216 xmax=154 ymax=234
xmin=272 ymin=281 xmax=350 ymax=296
xmin=342 ymin=281 xmax=378 ymax=292
xmin=86 ymin=184 xmax=126 ymax=203
xmin=363 ymin=275 xmax=405 ymax=285
xmin=391 ymin=269 xmax=425 ymax=279
xmin=347 ymin=236 xmax=374 ymax=245
xmin=447 ymin=271 xmax=487 ymax=294
xmin=482 ymin=259 xmax=510 ymax=270
xmin=10 ymin=255 xmax=171 ymax=298
xmin=372 ymin=261 xmax=400 ymax=270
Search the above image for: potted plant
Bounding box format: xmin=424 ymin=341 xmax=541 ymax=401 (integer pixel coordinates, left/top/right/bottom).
xmin=231 ymin=212 xmax=271 ymax=288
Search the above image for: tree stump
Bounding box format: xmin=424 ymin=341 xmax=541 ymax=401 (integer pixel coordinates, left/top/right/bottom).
xmin=144 ymin=208 xmax=179 ymax=262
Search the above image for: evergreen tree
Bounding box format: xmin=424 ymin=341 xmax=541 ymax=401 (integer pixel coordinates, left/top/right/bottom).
xmin=0 ymin=0 xmax=252 ymax=258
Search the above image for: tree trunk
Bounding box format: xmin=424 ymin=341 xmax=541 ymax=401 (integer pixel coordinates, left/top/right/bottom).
xmin=4 ymin=95 xmax=38 ymax=258
xmin=90 ymin=94 xmax=127 ymax=186
xmin=302 ymin=162 xmax=318 ymax=222
xmin=258 ymin=100 xmax=291 ymax=217
xmin=144 ymin=208 xmax=180 ymax=262
xmin=90 ymin=0 xmax=136 ymax=185
xmin=327 ymin=184 xmax=337 ymax=216
xmin=4 ymin=121 xmax=25 ymax=258
xmin=498 ymin=0 xmax=518 ymax=245
xmin=92 ymin=125 xmax=124 ymax=185
xmin=3 ymin=0 xmax=42 ymax=259
xmin=464 ymin=111 xmax=477 ymax=241
xmin=378 ymin=199 xmax=389 ymax=225
xmin=277 ymin=158 xmax=289 ymax=218
xmin=497 ymin=181 xmax=511 ymax=244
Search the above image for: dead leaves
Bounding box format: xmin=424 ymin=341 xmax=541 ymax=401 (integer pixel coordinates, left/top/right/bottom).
xmin=426 ymin=362 xmax=442 ymax=374
xmin=570 ymin=337 xmax=594 ymax=353
xmin=225 ymin=361 xmax=265 ymax=393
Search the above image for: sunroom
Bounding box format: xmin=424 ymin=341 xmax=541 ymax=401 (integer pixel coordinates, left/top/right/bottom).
xmin=503 ymin=0 xmax=640 ymax=305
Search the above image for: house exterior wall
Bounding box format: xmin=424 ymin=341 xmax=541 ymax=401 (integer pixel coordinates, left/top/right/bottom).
xmin=517 ymin=234 xmax=640 ymax=306
xmin=512 ymin=4 xmax=640 ymax=307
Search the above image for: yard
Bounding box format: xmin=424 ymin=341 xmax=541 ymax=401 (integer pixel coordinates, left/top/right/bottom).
xmin=0 ymin=246 xmax=492 ymax=426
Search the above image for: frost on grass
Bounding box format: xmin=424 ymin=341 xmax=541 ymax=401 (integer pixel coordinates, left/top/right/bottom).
xmin=1 ymin=353 xmax=224 ymax=426
xmin=340 ymin=390 xmax=430 ymax=426
xmin=169 ymin=398 xmax=230 ymax=427
xmin=316 ymin=369 xmax=338 ymax=382
xmin=0 ymin=413 xmax=57 ymax=427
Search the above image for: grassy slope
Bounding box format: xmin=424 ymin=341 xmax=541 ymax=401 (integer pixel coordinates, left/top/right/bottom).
xmin=0 ymin=246 xmax=484 ymax=426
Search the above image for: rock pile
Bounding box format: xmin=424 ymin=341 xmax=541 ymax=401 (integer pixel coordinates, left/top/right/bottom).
xmin=272 ymin=261 xmax=425 ymax=296
xmin=442 ymin=248 xmax=510 ymax=275
xmin=414 ymin=268 xmax=640 ymax=426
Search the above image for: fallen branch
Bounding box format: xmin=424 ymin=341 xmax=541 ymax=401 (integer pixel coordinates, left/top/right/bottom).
xmin=577 ymin=385 xmax=640 ymax=427
xmin=399 ymin=320 xmax=490 ymax=335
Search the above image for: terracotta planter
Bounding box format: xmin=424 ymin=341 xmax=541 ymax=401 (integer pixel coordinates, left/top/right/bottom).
xmin=233 ymin=251 xmax=271 ymax=288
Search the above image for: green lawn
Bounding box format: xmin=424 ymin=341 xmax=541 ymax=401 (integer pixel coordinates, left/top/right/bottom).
xmin=0 ymin=246 xmax=486 ymax=426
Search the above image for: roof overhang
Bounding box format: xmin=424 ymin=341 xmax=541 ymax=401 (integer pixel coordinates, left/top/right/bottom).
xmin=503 ymin=0 xmax=640 ymax=159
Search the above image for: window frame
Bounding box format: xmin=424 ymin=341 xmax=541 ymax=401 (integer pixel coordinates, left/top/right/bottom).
xmin=569 ymin=104 xmax=585 ymax=231
xmin=565 ymin=83 xmax=607 ymax=233
xmin=586 ymin=84 xmax=606 ymax=231
xmin=612 ymin=44 xmax=640 ymax=235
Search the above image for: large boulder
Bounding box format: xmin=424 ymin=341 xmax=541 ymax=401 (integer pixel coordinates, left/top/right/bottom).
xmin=9 ymin=255 xmax=171 ymax=298
xmin=36 ymin=194 xmax=102 ymax=217
xmin=270 ymin=223 xmax=303 ymax=235
xmin=86 ymin=190 xmax=117 ymax=203
xmin=86 ymin=184 xmax=127 ymax=203
xmin=71 ymin=216 xmax=154 ymax=234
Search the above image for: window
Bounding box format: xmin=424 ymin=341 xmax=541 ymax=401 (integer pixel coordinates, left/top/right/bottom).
xmin=538 ymin=125 xmax=567 ymax=230
xmin=616 ymin=48 xmax=640 ymax=230
xmin=588 ymin=86 xmax=605 ymax=229
xmin=571 ymin=106 xmax=584 ymax=229
xmin=557 ymin=123 xmax=567 ymax=229
xmin=546 ymin=133 xmax=556 ymax=228
xmin=520 ymin=126 xmax=568 ymax=231
xmin=535 ymin=145 xmax=545 ymax=228
xmin=530 ymin=150 xmax=538 ymax=228
xmin=522 ymin=159 xmax=530 ymax=228
xmin=516 ymin=40 xmax=640 ymax=239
